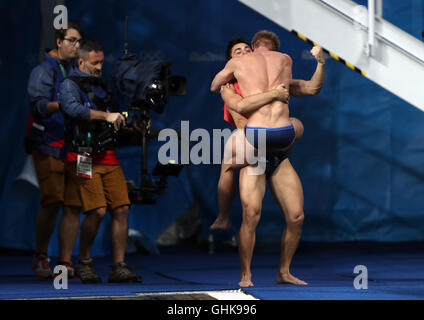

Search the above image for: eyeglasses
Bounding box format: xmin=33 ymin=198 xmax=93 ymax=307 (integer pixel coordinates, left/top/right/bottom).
xmin=63 ymin=38 xmax=83 ymax=46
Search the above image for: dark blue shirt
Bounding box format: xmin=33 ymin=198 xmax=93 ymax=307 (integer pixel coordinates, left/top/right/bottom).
xmin=27 ymin=51 xmax=74 ymax=119
xmin=26 ymin=51 xmax=76 ymax=158
xmin=59 ymin=68 xmax=92 ymax=120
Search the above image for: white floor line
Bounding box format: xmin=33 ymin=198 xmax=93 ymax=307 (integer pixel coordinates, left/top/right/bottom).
xmin=136 ymin=289 xmax=260 ymax=300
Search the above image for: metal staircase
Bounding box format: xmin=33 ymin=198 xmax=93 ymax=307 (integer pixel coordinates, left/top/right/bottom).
xmin=238 ymin=0 xmax=424 ymax=110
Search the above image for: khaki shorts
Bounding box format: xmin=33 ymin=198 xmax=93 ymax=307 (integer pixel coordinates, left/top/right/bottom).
xmin=64 ymin=163 xmax=130 ymax=213
xmin=32 ymin=150 xmax=65 ymax=207
xmin=64 ymin=163 xmax=83 ymax=209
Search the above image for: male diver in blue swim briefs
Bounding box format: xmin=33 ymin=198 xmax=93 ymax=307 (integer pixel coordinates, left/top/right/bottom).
xmin=244 ymin=124 xmax=295 ymax=178
xmin=211 ymin=30 xmax=325 ymax=287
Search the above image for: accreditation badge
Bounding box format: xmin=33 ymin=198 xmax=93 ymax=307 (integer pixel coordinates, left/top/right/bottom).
xmin=77 ymin=154 xmax=92 ymax=179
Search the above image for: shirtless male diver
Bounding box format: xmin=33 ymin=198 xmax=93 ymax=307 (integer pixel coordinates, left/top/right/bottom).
xmin=210 ymin=30 xmax=325 ymax=287
xmin=210 ymin=35 xmax=325 ymax=233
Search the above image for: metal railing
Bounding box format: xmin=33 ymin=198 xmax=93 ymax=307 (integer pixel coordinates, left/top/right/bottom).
xmin=315 ymin=0 xmax=424 ymax=66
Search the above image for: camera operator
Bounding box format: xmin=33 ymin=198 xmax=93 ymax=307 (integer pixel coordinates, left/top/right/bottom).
xmin=26 ymin=23 xmax=84 ymax=279
xmin=58 ymin=40 xmax=141 ymax=283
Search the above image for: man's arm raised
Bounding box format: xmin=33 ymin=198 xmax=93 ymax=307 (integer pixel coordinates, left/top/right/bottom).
xmin=290 ymin=46 xmax=326 ymax=96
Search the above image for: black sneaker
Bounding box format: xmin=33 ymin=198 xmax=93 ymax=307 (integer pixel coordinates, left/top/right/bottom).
xmin=108 ymin=262 xmax=142 ymax=283
xmin=74 ymin=258 xmax=102 ymax=284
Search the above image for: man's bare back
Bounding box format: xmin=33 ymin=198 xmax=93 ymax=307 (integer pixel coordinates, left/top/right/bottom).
xmin=213 ymin=48 xmax=293 ymax=128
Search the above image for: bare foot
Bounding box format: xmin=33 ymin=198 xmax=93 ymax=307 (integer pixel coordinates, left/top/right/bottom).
xmin=238 ymin=273 xmax=254 ymax=287
xmin=238 ymin=279 xmax=254 ymax=287
xmin=210 ymin=217 xmax=231 ymax=230
xmin=276 ymin=272 xmax=308 ymax=285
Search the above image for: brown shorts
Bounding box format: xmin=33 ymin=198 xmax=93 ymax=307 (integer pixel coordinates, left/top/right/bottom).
xmin=32 ymin=150 xmax=65 ymax=207
xmin=64 ymin=163 xmax=83 ymax=209
xmin=64 ymin=163 xmax=130 ymax=213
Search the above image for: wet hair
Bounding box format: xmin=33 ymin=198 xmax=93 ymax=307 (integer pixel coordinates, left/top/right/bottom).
xmin=78 ymin=40 xmax=103 ymax=60
xmin=55 ymin=22 xmax=85 ymax=47
xmin=226 ymin=37 xmax=251 ymax=60
xmin=251 ymin=30 xmax=280 ymax=51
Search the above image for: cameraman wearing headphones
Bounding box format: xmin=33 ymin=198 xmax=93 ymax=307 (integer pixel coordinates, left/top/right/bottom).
xmin=58 ymin=40 xmax=141 ymax=284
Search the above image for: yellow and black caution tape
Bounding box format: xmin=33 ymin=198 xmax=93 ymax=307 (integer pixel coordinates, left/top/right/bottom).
xmin=291 ymin=30 xmax=366 ymax=77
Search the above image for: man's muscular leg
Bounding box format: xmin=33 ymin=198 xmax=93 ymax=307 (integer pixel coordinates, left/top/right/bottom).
xmin=290 ymin=117 xmax=304 ymax=140
xmin=238 ymin=166 xmax=266 ymax=287
xmin=211 ymin=129 xmax=255 ymax=230
xmin=223 ymin=128 xmax=258 ymax=169
xmin=269 ymin=158 xmax=307 ymax=285
xmin=210 ymin=163 xmax=236 ymax=230
xmin=211 ymin=116 xmax=303 ymax=230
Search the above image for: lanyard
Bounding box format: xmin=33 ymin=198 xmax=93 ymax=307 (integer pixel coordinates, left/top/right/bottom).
xmin=59 ymin=63 xmax=67 ymax=78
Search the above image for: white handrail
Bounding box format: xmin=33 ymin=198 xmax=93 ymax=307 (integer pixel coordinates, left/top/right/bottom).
xmin=316 ymin=0 xmax=424 ymax=65
xmin=367 ymin=0 xmax=375 ymax=56
xmin=237 ymin=0 xmax=424 ymax=110
xmin=376 ymin=0 xmax=383 ymax=19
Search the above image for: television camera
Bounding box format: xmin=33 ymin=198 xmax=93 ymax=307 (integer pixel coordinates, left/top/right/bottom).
xmin=69 ymin=16 xmax=187 ymax=205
